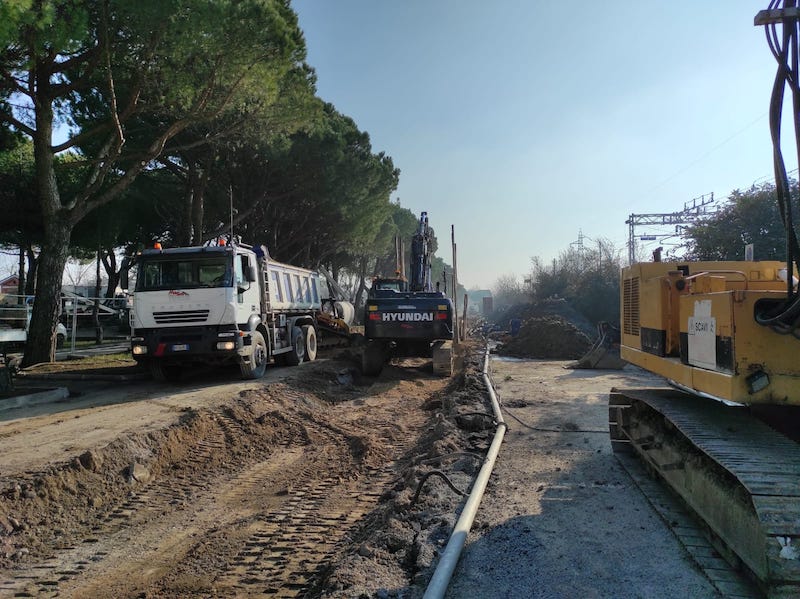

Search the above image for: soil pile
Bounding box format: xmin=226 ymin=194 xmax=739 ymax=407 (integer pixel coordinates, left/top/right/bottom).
xmin=494 ymin=299 xmax=596 ymax=359
xmin=498 ymin=315 xmax=593 ymax=359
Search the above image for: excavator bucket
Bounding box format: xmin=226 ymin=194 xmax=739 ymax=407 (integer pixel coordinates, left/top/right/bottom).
xmin=567 ymin=322 xmax=627 ymax=370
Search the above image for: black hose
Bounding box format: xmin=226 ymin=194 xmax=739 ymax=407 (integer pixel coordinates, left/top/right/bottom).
xmin=758 ymin=0 xmax=800 ymax=332
xmin=412 ymin=470 xmax=467 ymax=505
xmin=502 ymin=405 xmax=607 ymax=434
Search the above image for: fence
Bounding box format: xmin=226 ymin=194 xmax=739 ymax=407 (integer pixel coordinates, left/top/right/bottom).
xmin=0 ymin=292 xmax=129 ymax=355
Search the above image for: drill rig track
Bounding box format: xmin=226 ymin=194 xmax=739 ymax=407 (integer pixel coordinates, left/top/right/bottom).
xmin=610 ymin=388 xmax=800 ymax=598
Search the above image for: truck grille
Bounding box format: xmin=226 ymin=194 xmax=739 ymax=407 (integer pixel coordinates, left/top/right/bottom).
xmin=153 ymin=309 xmax=210 ymax=324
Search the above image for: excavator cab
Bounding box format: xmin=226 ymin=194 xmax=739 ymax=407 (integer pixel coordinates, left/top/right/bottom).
xmin=370 ymin=277 xmax=408 ymax=293
xmin=369 ymin=276 xmax=408 ymax=295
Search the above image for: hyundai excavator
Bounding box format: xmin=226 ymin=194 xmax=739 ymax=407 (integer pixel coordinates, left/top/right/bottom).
xmin=609 ymin=5 xmax=800 ymax=596
xmin=361 ymin=211 xmax=454 ymax=376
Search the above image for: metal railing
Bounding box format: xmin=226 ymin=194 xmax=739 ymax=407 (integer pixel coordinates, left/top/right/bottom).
xmin=0 ymin=291 xmax=129 ymax=355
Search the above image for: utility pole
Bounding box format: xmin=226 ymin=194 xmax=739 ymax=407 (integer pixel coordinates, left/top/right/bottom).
xmin=626 ymin=192 xmax=715 ymax=264
xmin=570 ymin=229 xmax=587 ymax=271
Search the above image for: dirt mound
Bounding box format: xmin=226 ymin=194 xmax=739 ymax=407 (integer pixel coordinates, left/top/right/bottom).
xmin=497 ymin=298 xmax=596 ymax=338
xmin=498 ymin=314 xmax=594 ymax=360
xmin=491 ymin=298 xmax=597 ymax=360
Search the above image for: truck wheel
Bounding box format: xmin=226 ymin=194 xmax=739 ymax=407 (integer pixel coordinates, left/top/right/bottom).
xmin=240 ymin=330 xmax=268 ymax=379
xmin=361 ymin=340 xmax=386 ymax=376
xmin=285 ymin=325 xmax=305 ymax=366
xmin=150 ymin=361 xmax=182 ymax=382
xmin=303 ymin=325 xmax=317 ymax=362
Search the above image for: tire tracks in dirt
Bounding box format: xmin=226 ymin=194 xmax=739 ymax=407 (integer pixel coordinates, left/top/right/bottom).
xmin=1 ymin=363 xmax=443 ymax=598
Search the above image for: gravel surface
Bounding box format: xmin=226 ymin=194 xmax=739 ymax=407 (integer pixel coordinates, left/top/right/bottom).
xmin=444 ymin=358 xmax=720 ymax=599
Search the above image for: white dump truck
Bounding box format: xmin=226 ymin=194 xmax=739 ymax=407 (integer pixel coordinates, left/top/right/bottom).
xmin=122 ymin=240 xmax=350 ymax=381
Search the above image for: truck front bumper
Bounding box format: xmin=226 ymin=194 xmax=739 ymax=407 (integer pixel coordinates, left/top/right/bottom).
xmin=131 ymin=326 xmax=250 ymax=363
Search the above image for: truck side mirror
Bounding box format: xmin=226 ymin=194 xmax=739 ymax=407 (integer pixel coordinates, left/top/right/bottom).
xmin=246 ymin=265 xmax=257 ymax=282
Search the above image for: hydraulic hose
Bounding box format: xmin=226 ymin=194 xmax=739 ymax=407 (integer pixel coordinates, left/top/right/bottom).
xmin=759 ymin=0 xmax=800 ymax=331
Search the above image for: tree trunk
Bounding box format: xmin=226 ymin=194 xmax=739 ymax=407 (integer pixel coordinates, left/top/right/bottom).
xmin=23 ymin=221 xmax=71 ymax=366
xmin=178 ymin=165 xmax=195 ymax=246
xmin=17 ymin=245 xmax=25 ymax=302
xmin=191 ymin=151 xmax=212 ymax=244
xmin=24 ymin=247 xmax=37 ymax=296
xmin=102 ymin=249 xmax=119 ymax=298
xmin=23 ymin=87 xmax=67 ymax=367
xmin=191 ymin=185 xmax=204 ymax=244
xmin=353 ymin=255 xmax=369 ymax=309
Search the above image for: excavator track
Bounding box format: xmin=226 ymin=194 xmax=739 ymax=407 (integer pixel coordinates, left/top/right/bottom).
xmin=609 ymin=388 xmax=800 ymax=598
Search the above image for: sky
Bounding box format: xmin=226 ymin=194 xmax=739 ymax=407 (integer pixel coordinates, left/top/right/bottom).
xmin=291 ymin=1 xmax=784 ymax=289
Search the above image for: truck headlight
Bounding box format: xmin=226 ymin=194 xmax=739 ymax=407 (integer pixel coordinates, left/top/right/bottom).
xmin=132 ymin=345 xmax=148 ymax=355
xmin=217 ymin=331 xmax=237 ymax=351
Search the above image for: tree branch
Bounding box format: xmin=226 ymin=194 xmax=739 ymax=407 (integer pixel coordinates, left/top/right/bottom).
xmin=0 ymin=109 xmax=35 ymax=137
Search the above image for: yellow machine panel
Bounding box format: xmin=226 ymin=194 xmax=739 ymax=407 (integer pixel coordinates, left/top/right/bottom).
xmin=620 ymin=261 xmax=800 ymax=405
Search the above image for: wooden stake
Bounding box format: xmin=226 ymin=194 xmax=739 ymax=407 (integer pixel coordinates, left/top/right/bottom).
xmin=451 ymin=225 xmax=459 ymax=347
xmin=462 ymin=293 xmax=468 ymax=341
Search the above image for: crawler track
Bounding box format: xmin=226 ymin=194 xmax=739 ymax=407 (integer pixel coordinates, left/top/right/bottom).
xmin=610 ymin=388 xmax=800 ymax=598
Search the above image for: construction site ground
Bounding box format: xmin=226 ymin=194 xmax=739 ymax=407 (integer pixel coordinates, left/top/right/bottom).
xmin=0 ymin=342 xmax=738 ymax=598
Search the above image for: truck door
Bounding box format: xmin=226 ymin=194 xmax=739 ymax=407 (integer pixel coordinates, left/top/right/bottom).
xmin=234 ymin=252 xmax=261 ymax=324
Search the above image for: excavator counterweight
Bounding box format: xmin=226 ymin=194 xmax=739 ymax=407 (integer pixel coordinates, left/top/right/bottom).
xmin=361 ymin=212 xmax=454 ymax=376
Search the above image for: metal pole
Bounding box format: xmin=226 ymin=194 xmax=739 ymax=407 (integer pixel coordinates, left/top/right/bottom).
xmin=451 ymin=225 xmax=459 ymax=346
xmin=70 ymin=299 xmax=77 ymax=353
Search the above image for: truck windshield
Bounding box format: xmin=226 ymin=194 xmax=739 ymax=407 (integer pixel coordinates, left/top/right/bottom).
xmin=136 ymin=256 xmax=231 ymax=291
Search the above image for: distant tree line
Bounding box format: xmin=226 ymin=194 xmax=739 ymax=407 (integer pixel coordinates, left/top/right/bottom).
xmin=683 ymin=182 xmax=791 ymax=262
xmin=491 ymin=183 xmax=791 ymax=328
xmin=491 ymin=238 xmax=623 ymax=326
xmin=0 ymin=0 xmax=451 ymax=364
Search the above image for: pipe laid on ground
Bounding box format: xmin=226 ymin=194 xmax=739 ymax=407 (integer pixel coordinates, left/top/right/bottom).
xmin=423 ymin=348 xmax=507 ymax=599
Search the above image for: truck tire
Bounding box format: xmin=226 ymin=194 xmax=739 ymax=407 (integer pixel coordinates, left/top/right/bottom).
xmin=150 ymin=361 xmax=182 ymax=382
xmin=240 ymin=330 xmax=268 ymax=379
xmin=361 ymin=340 xmax=386 ymax=376
xmin=285 ymin=325 xmax=305 ymax=366
xmin=303 ymin=325 xmax=317 ymax=362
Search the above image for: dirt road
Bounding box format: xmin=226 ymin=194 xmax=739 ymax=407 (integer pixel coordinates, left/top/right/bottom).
xmin=445 ymin=359 xmax=738 ymax=598
xmin=0 ymin=346 xmax=753 ymax=598
xmin=0 ymin=350 xmax=461 ymax=597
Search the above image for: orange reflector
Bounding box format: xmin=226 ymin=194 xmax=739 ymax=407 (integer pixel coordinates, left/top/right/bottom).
xmin=367 ymin=305 xmax=378 ymax=311
xmin=437 ymin=305 xmax=447 ymax=310
xmin=154 ymin=242 xmax=162 ymax=250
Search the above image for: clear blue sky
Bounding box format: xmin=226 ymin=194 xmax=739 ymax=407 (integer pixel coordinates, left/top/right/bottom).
xmin=293 ymin=1 xmax=780 ymax=289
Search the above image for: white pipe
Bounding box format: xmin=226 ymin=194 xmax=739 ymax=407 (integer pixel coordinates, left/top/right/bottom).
xmin=423 ymin=348 xmax=507 ymax=599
